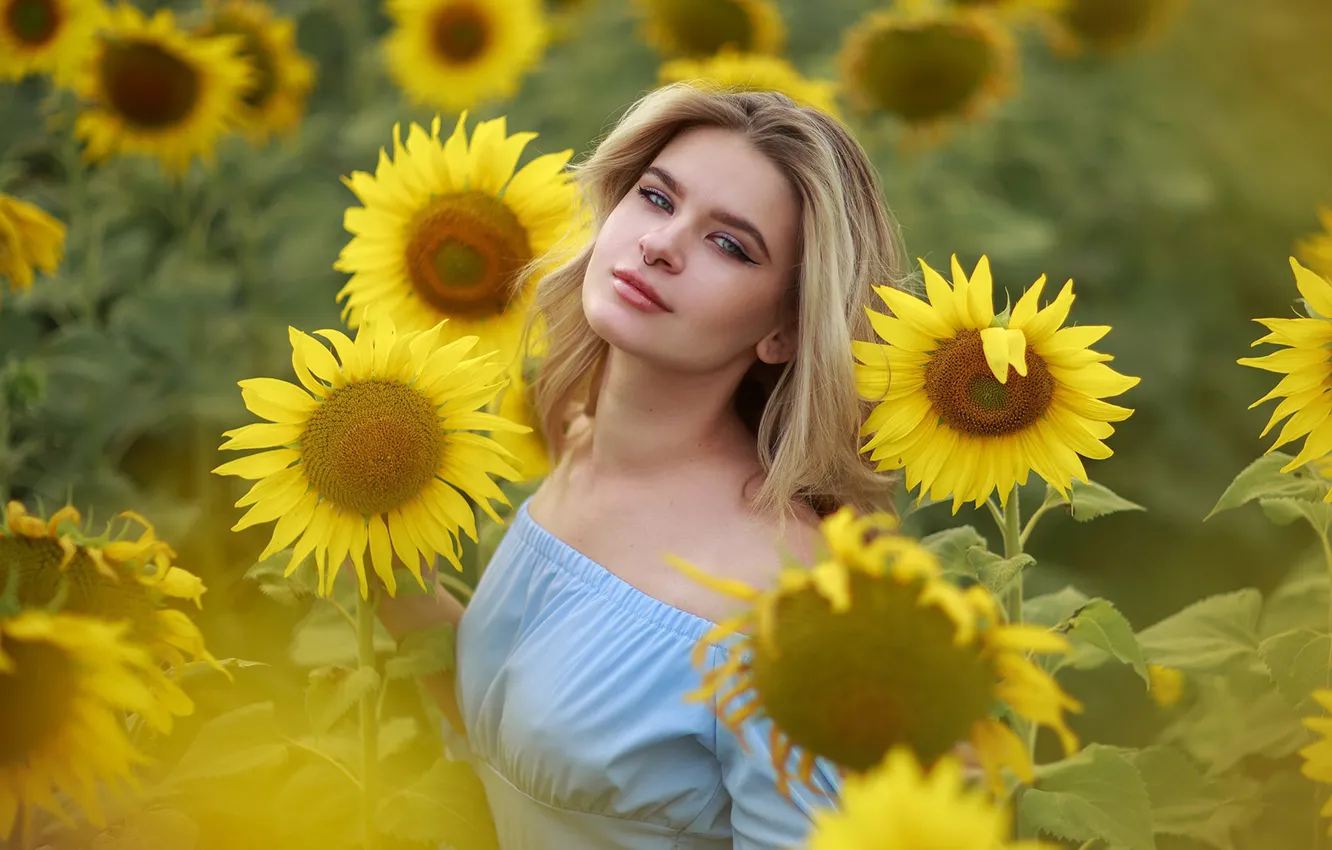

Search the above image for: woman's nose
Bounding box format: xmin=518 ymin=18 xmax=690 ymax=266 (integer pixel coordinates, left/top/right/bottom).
xmin=639 ymin=225 xmax=683 ymax=270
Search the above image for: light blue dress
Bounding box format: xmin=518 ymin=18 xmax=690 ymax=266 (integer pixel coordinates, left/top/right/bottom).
xmin=455 ymin=497 xmax=842 ymax=849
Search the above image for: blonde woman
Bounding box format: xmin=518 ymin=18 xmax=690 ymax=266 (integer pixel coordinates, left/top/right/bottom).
xmin=381 ymin=84 xmax=903 ymax=848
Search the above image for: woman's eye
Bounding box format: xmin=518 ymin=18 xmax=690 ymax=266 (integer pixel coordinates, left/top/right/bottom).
xmin=637 ymin=186 xmax=671 ymax=212
xmin=714 ymin=236 xmax=755 ymax=264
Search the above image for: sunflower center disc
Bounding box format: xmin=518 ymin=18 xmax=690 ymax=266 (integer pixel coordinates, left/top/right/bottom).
xmin=924 ymin=329 xmax=1053 ymax=437
xmin=430 ymin=3 xmax=489 ymax=64
xmin=406 ymin=190 xmax=532 ymax=319
xmin=6 ymin=0 xmax=59 ymax=45
xmin=99 ymin=39 xmax=201 ymax=129
xmin=0 ymin=636 xmax=78 ymax=763
xmin=654 ymin=0 xmax=756 ymax=56
xmin=300 ymin=380 xmax=443 ymax=517
xmin=858 ymin=21 xmax=994 ymax=121
xmin=751 ymin=571 xmax=996 ymax=771
xmin=1064 ymin=0 xmax=1155 ymax=44
xmin=0 ymin=537 xmax=161 ymax=636
xmin=206 ymin=17 xmax=278 ymax=108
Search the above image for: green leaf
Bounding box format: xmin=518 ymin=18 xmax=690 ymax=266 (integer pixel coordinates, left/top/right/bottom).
xmin=1159 ymin=666 xmax=1308 ymax=771
xmin=376 ymin=757 xmax=498 ymax=849
xmin=1260 ymin=558 xmax=1328 ymax=638
xmin=384 ymin=623 xmax=456 ymax=680
xmin=305 ymin=665 xmax=381 ymax=735
xmin=1206 ymin=452 xmax=1323 ymax=520
xmin=289 ymin=600 xmax=395 ymax=668
xmin=965 ymin=548 xmax=1035 ymax=597
xmin=378 ymin=717 xmax=420 ymax=761
xmin=163 ymin=702 xmax=288 ymax=786
xmin=920 ymin=526 xmax=987 ymax=580
xmin=1258 ymin=497 xmax=1332 ymax=527
xmin=1021 ymin=744 xmax=1156 ymax=850
xmin=1136 ymin=589 xmax=1262 ymax=673
xmin=272 ymin=761 xmax=360 ymax=842
xmin=1259 ymin=627 xmax=1332 ymax=715
xmin=1129 ymin=745 xmax=1260 ymax=850
xmin=1068 ymin=480 xmax=1147 ymax=522
xmin=246 ymin=550 xmax=318 ymax=606
xmin=1025 ymin=587 xmax=1092 ymax=629
xmin=92 ymin=809 xmax=199 ymax=850
xmin=1068 ymin=599 xmax=1150 ymax=685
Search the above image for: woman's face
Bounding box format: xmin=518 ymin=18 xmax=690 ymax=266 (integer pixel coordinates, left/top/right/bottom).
xmin=582 ymin=126 xmax=801 ymax=374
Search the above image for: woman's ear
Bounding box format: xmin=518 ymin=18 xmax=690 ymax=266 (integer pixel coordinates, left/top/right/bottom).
xmin=756 ymin=320 xmax=797 ymax=365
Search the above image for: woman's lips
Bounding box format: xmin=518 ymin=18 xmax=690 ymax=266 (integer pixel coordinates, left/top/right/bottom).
xmin=612 ymin=271 xmax=670 ymax=312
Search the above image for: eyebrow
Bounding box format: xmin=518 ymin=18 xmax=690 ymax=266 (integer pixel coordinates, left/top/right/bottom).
xmin=643 ymin=165 xmax=772 ymax=262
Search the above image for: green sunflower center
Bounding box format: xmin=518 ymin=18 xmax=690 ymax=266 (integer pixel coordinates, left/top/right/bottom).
xmin=0 ymin=537 xmax=161 ymax=637
xmin=6 ymin=0 xmax=59 ymax=46
xmin=0 ymin=635 xmax=78 ymax=764
xmin=853 ymin=20 xmax=995 ymax=121
xmin=430 ymin=2 xmax=490 ymax=64
xmin=924 ymin=329 xmax=1054 ymax=437
xmin=649 ymin=0 xmax=758 ymax=56
xmin=750 ymin=570 xmax=996 ymax=771
xmin=405 ymin=190 xmax=532 ymax=320
xmin=205 ymin=16 xmax=278 ymax=108
xmin=300 ymin=380 xmax=443 ymax=517
xmin=99 ymin=39 xmax=201 ymax=129
xmin=1063 ymin=0 xmax=1158 ymax=47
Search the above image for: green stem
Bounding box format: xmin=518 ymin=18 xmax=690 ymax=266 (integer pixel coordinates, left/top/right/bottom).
xmin=338 ymin=0 xmax=370 ymax=110
xmin=357 ymin=586 xmax=380 ymax=850
xmin=1318 ymin=525 xmax=1332 ymax=850
xmin=1000 ymin=485 xmax=1023 ymax=624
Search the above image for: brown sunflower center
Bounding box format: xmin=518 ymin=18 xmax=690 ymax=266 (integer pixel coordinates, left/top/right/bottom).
xmin=99 ymin=39 xmax=201 ymax=129
xmin=1063 ymin=0 xmax=1158 ymax=47
xmin=854 ymin=21 xmax=995 ymax=121
xmin=6 ymin=0 xmax=59 ymax=46
xmin=429 ymin=2 xmax=490 ymax=64
xmin=405 ymin=190 xmax=532 ymax=320
xmin=0 ymin=537 xmax=160 ymax=637
xmin=751 ymin=570 xmax=997 ymax=771
xmin=300 ymin=380 xmax=443 ymax=516
xmin=0 ymin=634 xmax=78 ymax=764
xmin=204 ymin=16 xmax=278 ymax=108
xmin=924 ymin=329 xmax=1053 ymax=437
xmin=650 ymin=0 xmax=758 ymax=56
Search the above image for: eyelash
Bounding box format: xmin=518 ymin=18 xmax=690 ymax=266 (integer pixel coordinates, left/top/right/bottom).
xmin=636 ymin=186 xmax=756 ymax=264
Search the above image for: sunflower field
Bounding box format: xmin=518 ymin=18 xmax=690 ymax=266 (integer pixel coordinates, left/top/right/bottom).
xmin=1 ymin=0 xmax=1331 ymax=847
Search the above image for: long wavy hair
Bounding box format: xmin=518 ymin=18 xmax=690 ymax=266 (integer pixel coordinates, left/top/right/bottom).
xmin=520 ymin=83 xmax=906 ymax=519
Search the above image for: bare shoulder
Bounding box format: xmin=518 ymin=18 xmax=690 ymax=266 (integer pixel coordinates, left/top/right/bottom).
xmin=723 ymin=501 xmax=824 ymax=591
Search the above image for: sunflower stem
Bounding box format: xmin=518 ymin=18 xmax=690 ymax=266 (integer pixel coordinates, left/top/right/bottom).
xmin=1000 ymin=485 xmax=1024 ymax=622
xmin=357 ymin=585 xmax=380 ymax=850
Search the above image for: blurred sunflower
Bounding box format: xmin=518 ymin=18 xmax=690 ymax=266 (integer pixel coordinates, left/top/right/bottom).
xmin=1043 ymin=0 xmax=1183 ymax=54
xmin=0 ymin=611 xmax=173 ymax=837
xmin=671 ymin=507 xmax=1081 ymax=798
xmin=543 ymin=0 xmax=592 ymax=42
xmin=1238 ymin=258 xmax=1332 ymax=492
xmin=73 ymin=4 xmax=252 ymax=175
xmin=1301 ymin=689 xmax=1332 ymax=833
xmin=196 ymin=0 xmax=315 ymax=142
xmin=838 ymin=0 xmax=1015 ymax=142
xmin=1147 ymin=664 xmax=1183 ymax=708
xmin=335 ymin=113 xmax=581 ymax=363
xmin=0 ymin=193 xmax=65 ymax=305
xmin=213 ymin=318 xmax=529 ymax=599
xmin=950 ymin=0 xmax=1063 ymax=20
xmin=1297 ymin=207 xmax=1332 ymax=280
xmin=856 ymin=255 xmax=1139 ymax=513
xmin=806 ymin=748 xmax=1054 ymax=849
xmin=383 ymin=0 xmax=546 ymax=113
xmin=658 ymin=48 xmax=841 ymax=118
xmin=0 ymin=0 xmax=105 ymax=85
xmin=0 ymin=502 xmax=213 ymax=721
xmin=634 ymin=0 xmax=783 ymax=58
xmin=493 ymin=358 xmax=550 ymax=481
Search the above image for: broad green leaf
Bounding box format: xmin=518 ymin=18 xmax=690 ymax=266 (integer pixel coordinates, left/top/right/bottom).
xmin=920 ymin=526 xmax=987 ymax=579
xmin=1260 ymin=496 xmax=1332 ymax=529
xmin=246 ymin=550 xmax=318 ymax=606
xmin=1260 ymin=559 xmax=1328 ymax=638
xmin=1068 ymin=599 xmax=1150 ymax=685
xmin=376 ymin=757 xmax=498 ymax=849
xmin=164 ymin=702 xmax=288 ymax=786
xmin=92 ymin=809 xmax=199 ymax=850
xmin=289 ymin=600 xmax=395 ymax=668
xmin=384 ymin=623 xmax=456 ymax=680
xmin=1025 ymin=587 xmax=1092 ymax=629
xmin=378 ymin=717 xmax=421 ymax=761
xmin=1068 ymin=480 xmax=1146 ymax=522
xmin=1021 ymin=744 xmax=1155 ymax=850
xmin=966 ymin=548 xmax=1035 ymax=597
xmin=1129 ymin=745 xmax=1260 ymax=850
xmin=1234 ymin=769 xmax=1319 ymax=850
xmin=1259 ymin=628 xmax=1332 ymax=715
xmin=1206 ymin=452 xmax=1322 ymax=520
xmin=305 ymin=665 xmax=381 ymax=734
xmin=1136 ymin=589 xmax=1262 ymax=673
xmin=1160 ymin=667 xmax=1308 ymax=772
xmin=272 ymin=761 xmax=359 ymax=843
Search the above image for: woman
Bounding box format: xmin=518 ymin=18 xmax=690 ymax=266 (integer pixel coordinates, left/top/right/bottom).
xmin=382 ymin=84 xmax=903 ymax=849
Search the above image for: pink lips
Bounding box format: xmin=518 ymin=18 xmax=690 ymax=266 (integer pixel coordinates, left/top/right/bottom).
xmin=612 ymin=269 xmax=671 ymax=313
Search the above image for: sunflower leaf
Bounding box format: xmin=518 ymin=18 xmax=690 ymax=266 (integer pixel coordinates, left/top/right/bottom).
xmin=376 ymin=757 xmax=499 ymax=848
xmin=1158 ymin=665 xmax=1307 ymax=772
xmin=1136 ymin=589 xmax=1263 ymax=674
xmin=306 ymin=664 xmax=381 ymax=735
xmin=965 ymin=547 xmax=1034 ymax=597
xmin=384 ymin=623 xmax=456 ymax=680
xmin=1067 ymin=598 xmax=1150 ymax=685
xmin=1067 ymin=480 xmax=1146 ymax=522
xmin=1025 ymin=587 xmax=1093 ymax=629
xmin=271 ymin=761 xmax=360 ymax=844
xmin=1128 ymin=745 xmax=1260 ymax=850
xmin=1259 ymin=627 xmax=1332 ymax=715
xmin=920 ymin=525 xmax=987 ymax=581
xmin=1021 ymin=744 xmax=1156 ymax=850
xmin=1258 ymin=496 xmax=1332 ymax=529
xmin=92 ymin=809 xmax=200 ymax=850
xmin=163 ymin=702 xmax=289 ymax=787
xmin=1205 ymin=452 xmax=1323 ymax=520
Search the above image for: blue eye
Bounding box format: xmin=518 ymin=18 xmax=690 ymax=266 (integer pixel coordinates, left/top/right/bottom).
xmin=638 ymin=186 xmax=671 ymax=212
xmin=713 ymin=236 xmax=753 ymax=263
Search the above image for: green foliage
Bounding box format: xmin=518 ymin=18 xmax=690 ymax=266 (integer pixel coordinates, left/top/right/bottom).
xmin=375 ymin=757 xmax=498 ymax=849
xmin=1127 ymin=746 xmax=1259 ymax=850
xmin=1136 ymin=589 xmax=1263 ymax=674
xmin=1206 ymin=452 xmax=1325 ymax=521
xmin=1066 ymin=598 xmax=1150 ymax=684
xmin=305 ymin=665 xmax=381 ymax=734
xmin=1021 ymin=745 xmax=1155 ymax=850
xmin=1066 ymin=480 xmax=1147 ymax=523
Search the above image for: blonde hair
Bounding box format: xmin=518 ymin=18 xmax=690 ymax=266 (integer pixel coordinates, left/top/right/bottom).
xmin=522 ymin=83 xmax=905 ymax=519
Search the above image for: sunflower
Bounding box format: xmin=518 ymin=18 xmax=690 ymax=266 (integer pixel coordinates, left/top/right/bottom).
xmin=837 ymin=0 xmax=1015 ymax=143
xmin=196 ymin=0 xmax=315 ymax=142
xmin=543 ymin=0 xmax=592 ymax=42
xmin=213 ymin=317 xmax=529 ymax=599
xmin=1147 ymin=664 xmax=1183 ymax=708
xmin=1238 ymin=258 xmax=1332 ymax=493
xmin=0 ymin=0 xmax=105 ymax=85
xmin=73 ymin=4 xmax=253 ymax=175
xmin=658 ymin=48 xmax=841 ymax=118
xmin=0 ymin=501 xmax=213 ymax=720
xmin=806 ymin=748 xmax=1054 ymax=850
xmin=0 ymin=193 xmax=65 ymax=305
xmin=1298 ymin=207 xmax=1332 ymax=280
xmin=0 ymin=611 xmax=174 ymax=836
xmin=383 ymin=0 xmax=546 ymax=113
xmin=1302 ymin=689 xmax=1332 ymax=834
xmin=1043 ymin=0 xmax=1184 ymax=54
xmin=671 ymin=507 xmax=1082 ymax=798
xmin=949 ymin=0 xmax=1064 ymax=20
xmin=493 ymin=358 xmax=550 ymax=482
xmin=856 ymin=255 xmax=1139 ymax=513
xmin=334 ymin=113 xmax=582 ymax=366
xmin=634 ymin=0 xmax=783 ymax=58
